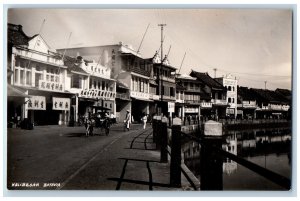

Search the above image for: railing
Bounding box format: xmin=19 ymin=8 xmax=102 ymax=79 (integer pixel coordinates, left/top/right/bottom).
xmin=200 ymin=102 xmax=212 ymax=108
xmin=14 ymin=48 xmax=64 ymax=66
xmin=151 ymin=118 xmax=291 ymax=190
xmin=212 ymin=99 xmax=228 ymax=105
xmin=184 ymin=100 xmax=201 ymax=104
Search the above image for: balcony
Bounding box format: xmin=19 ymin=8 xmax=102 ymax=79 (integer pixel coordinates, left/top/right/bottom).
xmin=161 ymin=76 xmax=175 ymax=83
xmin=184 ymin=100 xmax=201 ymax=105
xmin=131 ymin=91 xmax=150 ymax=100
xmin=212 ymin=99 xmax=228 ymax=106
xmin=14 ymin=48 xmax=64 ymax=67
xmin=200 ymin=102 xmax=212 ymax=108
xmin=150 ymin=94 xmax=160 ymax=100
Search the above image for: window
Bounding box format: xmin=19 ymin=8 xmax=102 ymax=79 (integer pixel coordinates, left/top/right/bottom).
xmin=228 ymin=86 xmax=232 ymax=91
xmin=232 ymin=98 xmax=235 ymax=103
xmin=232 ymin=86 xmax=235 ymax=91
xmin=170 ymin=87 xmax=174 ymax=97
xmin=102 ymin=81 xmax=105 ymax=90
xmin=140 ymin=80 xmax=144 ymax=92
xmin=15 ymin=69 xmax=19 ymax=84
xmin=26 ymin=71 xmax=31 ymax=85
xmin=228 ymin=98 xmax=231 ymax=103
xmin=71 ymin=75 xmax=82 ymax=89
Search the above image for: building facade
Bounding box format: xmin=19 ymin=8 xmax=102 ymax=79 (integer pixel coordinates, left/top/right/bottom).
xmin=215 ymin=74 xmax=238 ymax=118
xmin=9 ymin=33 xmax=72 ymax=125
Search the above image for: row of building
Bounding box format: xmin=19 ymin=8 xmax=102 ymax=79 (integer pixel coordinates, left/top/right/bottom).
xmin=7 ymin=23 xmax=291 ymax=126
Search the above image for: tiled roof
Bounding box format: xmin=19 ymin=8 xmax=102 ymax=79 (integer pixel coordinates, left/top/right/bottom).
xmin=237 ymin=86 xmax=257 ymax=101
xmin=7 ymin=23 xmax=30 ymax=46
xmin=190 ymin=70 xmax=224 ymax=90
xmin=63 ymin=55 xmax=88 ymax=75
xmin=250 ymin=88 xmax=289 ymax=104
xmin=275 ymin=88 xmax=291 ymax=98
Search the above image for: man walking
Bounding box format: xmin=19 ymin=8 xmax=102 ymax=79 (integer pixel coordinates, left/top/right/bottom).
xmin=124 ymin=110 xmax=131 ymax=131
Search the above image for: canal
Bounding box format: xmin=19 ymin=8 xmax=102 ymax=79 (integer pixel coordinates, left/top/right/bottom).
xmin=182 ymin=127 xmax=291 ymax=190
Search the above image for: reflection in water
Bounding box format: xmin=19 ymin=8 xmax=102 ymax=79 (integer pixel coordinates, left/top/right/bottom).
xmin=182 ymin=127 xmax=291 ymax=190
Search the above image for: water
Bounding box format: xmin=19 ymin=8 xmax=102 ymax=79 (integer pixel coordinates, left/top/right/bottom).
xmin=182 ymin=127 xmax=291 ymax=190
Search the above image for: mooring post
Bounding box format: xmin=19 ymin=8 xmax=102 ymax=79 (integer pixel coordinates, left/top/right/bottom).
xmin=160 ymin=116 xmax=168 ymax=163
xmin=152 ymin=116 xmax=157 ymax=143
xmin=156 ymin=116 xmax=162 ymax=148
xmin=170 ymin=117 xmax=182 ymax=187
xmin=200 ymin=120 xmax=223 ymax=190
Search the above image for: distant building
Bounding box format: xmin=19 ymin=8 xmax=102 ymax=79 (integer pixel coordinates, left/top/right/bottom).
xmin=215 ymin=74 xmax=238 ymax=118
xmin=175 ymin=73 xmax=201 ymax=121
xmin=190 ymin=70 xmax=228 ymax=120
xmin=237 ymin=86 xmax=258 ymax=119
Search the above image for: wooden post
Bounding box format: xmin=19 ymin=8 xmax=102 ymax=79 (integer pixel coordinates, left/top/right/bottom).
xmin=170 ymin=117 xmax=182 ymax=187
xmin=200 ymin=120 xmax=223 ymax=190
xmin=152 ymin=116 xmax=157 ymax=143
xmin=156 ymin=116 xmax=162 ymax=149
xmin=160 ymin=116 xmax=168 ymax=163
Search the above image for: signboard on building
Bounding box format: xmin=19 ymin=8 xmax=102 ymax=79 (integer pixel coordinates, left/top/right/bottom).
xmin=52 ymin=97 xmax=71 ymax=110
xmin=168 ymin=102 xmax=175 ymax=113
xmin=25 ymin=96 xmax=46 ymax=110
xmin=184 ymin=107 xmax=199 ymax=113
xmin=39 ymin=80 xmax=64 ymax=92
xmin=80 ymin=89 xmax=116 ymax=100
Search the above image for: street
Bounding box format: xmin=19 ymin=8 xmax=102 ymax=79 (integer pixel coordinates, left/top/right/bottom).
xmin=7 ymin=123 xmax=190 ymax=190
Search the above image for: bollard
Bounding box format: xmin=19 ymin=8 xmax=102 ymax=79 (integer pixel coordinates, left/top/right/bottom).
xmin=160 ymin=116 xmax=168 ymax=163
xmin=156 ymin=117 xmax=162 ymax=149
xmin=152 ymin=116 xmax=157 ymax=143
xmin=170 ymin=117 xmax=182 ymax=187
xmin=200 ymin=120 xmax=223 ymax=190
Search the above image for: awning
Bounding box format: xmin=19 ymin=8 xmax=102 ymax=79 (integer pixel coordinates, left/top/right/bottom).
xmin=117 ymin=81 xmax=129 ymax=89
xmin=131 ymin=97 xmax=154 ymax=102
xmin=91 ymin=105 xmax=111 ymax=111
xmin=7 ymin=84 xmax=30 ymax=98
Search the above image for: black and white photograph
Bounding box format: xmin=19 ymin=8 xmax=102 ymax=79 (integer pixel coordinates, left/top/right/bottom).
xmin=3 ymin=4 xmax=295 ymax=195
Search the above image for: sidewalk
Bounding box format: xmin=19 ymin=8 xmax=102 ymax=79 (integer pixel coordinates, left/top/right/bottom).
xmin=60 ymin=126 xmax=193 ymax=190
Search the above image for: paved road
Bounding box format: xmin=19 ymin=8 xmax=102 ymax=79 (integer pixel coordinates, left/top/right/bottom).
xmin=7 ymin=123 xmax=191 ymax=190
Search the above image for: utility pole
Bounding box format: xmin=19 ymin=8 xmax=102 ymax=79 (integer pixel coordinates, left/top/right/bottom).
xmin=158 ymin=24 xmax=166 ymax=115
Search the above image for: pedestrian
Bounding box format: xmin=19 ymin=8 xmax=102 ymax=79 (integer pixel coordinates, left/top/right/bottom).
xmin=141 ymin=113 xmax=147 ymax=129
xmin=124 ymin=110 xmax=131 ymax=131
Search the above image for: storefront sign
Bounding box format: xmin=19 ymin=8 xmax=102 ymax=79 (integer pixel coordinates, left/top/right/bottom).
xmin=25 ymin=96 xmax=46 ymax=110
xmin=80 ymin=89 xmax=116 ymax=100
xmin=168 ymin=102 xmax=175 ymax=113
xmin=131 ymin=91 xmax=150 ymax=100
xmin=52 ymin=97 xmax=70 ymax=110
xmin=184 ymin=107 xmax=199 ymax=113
xmin=39 ymin=80 xmax=64 ymax=92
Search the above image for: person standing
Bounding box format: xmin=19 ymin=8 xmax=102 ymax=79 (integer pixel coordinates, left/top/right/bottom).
xmin=124 ymin=110 xmax=131 ymax=131
xmin=141 ymin=113 xmax=147 ymax=129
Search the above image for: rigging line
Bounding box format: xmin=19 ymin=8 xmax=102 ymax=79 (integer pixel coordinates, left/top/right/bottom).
xmin=137 ymin=23 xmax=150 ymax=54
xmin=61 ymin=32 xmax=72 ymax=63
xmin=218 ymin=69 xmax=291 ymax=78
xmin=26 ymin=19 xmax=46 ymax=69
xmin=178 ymin=52 xmax=186 ymax=75
xmin=166 ymin=31 xmax=215 ymax=71
xmin=166 ymin=45 xmax=171 ymax=57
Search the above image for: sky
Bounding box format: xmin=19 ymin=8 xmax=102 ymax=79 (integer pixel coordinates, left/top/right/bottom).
xmin=7 ymin=8 xmax=292 ymax=90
